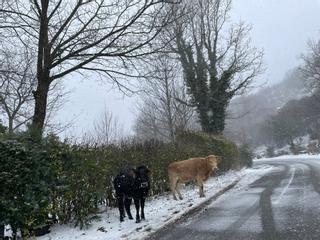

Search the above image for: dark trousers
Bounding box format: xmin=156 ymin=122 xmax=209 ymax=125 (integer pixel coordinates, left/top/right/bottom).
xmin=116 ymin=192 xmax=133 ymax=221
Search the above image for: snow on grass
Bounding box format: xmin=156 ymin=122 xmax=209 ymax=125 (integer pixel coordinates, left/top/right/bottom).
xmin=37 ymin=166 xmax=272 ymax=240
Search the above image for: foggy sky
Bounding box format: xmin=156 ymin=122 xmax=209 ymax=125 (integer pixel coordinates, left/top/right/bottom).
xmin=233 ymin=0 xmax=320 ymax=85
xmin=55 ymin=0 xmax=320 ymax=140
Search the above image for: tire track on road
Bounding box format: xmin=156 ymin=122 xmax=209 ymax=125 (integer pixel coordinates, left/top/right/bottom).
xmin=258 ymin=164 xmax=289 ymax=240
xmin=220 ymin=164 xmax=289 ymax=240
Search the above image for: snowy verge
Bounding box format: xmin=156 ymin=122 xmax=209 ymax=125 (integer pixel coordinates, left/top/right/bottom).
xmin=37 ymin=166 xmax=272 ymax=240
xmin=255 ymin=154 xmax=320 ymax=161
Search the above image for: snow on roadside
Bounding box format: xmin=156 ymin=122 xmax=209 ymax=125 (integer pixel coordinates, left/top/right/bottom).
xmin=255 ymin=154 xmax=320 ymax=161
xmin=37 ymin=166 xmax=272 ymax=240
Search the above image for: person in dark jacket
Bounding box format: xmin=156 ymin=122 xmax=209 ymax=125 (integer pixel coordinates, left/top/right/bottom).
xmin=113 ymin=168 xmax=136 ymax=222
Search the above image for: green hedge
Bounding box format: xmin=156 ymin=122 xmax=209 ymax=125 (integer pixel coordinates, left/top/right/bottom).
xmin=0 ymin=131 xmax=246 ymax=235
xmin=0 ymin=139 xmax=54 ymax=238
xmin=175 ymin=132 xmax=240 ymax=171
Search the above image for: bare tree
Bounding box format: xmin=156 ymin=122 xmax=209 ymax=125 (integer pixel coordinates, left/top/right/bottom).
xmin=0 ymin=47 xmax=36 ymax=134
xmin=134 ymin=100 xmax=164 ymax=141
xmin=0 ymin=46 xmax=68 ymax=134
xmin=86 ymin=109 xmax=123 ymax=145
xmin=0 ymin=0 xmax=176 ymax=133
xmin=302 ymin=39 xmax=320 ymax=92
xmin=173 ymin=83 xmax=199 ymax=132
xmin=168 ymin=0 xmax=263 ymax=134
xmin=134 ymin=54 xmax=196 ymax=142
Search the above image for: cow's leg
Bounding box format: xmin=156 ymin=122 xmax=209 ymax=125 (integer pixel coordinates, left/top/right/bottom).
xmin=141 ymin=197 xmax=145 ymax=220
xmin=134 ymin=197 xmax=141 ymax=223
xmin=176 ymin=181 xmax=183 ymax=200
xmin=124 ymin=197 xmax=133 ymax=220
xmin=197 ymin=178 xmax=205 ymax=197
xmin=117 ymin=193 xmax=125 ymax=222
xmin=169 ymin=176 xmax=178 ymax=200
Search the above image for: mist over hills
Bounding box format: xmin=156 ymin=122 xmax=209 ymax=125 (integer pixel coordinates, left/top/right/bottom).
xmin=225 ymin=68 xmax=307 ymax=146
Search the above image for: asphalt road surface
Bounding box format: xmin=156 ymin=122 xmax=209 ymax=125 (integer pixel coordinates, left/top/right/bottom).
xmin=153 ymin=158 xmax=320 ymax=240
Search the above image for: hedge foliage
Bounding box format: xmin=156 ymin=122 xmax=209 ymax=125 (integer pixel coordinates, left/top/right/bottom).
xmin=0 ymin=139 xmax=55 ymax=238
xmin=0 ymin=131 xmax=250 ymax=237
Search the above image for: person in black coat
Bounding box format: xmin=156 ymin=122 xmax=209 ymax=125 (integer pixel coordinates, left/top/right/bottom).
xmin=113 ymin=168 xmax=136 ymax=222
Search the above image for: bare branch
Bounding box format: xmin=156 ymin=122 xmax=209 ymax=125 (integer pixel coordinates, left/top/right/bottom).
xmin=0 ymin=0 xmax=177 ymax=131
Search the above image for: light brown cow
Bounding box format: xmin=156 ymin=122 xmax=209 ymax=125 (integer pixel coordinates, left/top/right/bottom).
xmin=168 ymin=155 xmax=221 ymax=200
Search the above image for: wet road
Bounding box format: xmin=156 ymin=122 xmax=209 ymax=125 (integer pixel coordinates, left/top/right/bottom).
xmin=153 ymin=158 xmax=320 ymax=240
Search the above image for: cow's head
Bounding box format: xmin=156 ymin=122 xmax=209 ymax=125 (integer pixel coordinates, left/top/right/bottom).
xmin=206 ymin=155 xmax=220 ymax=171
xmin=135 ymin=165 xmax=151 ymax=182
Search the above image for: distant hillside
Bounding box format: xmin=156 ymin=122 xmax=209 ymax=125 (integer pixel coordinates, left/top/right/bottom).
xmin=224 ymin=68 xmax=307 ymax=146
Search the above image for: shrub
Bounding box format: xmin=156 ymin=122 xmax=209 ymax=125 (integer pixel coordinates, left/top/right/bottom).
xmin=290 ymin=144 xmax=306 ymax=155
xmin=266 ymin=146 xmax=275 ymax=158
xmin=0 ymin=139 xmax=54 ymax=238
xmin=239 ymin=144 xmax=253 ymax=168
xmin=0 ymin=121 xmax=6 ymax=134
xmin=308 ymin=141 xmax=319 ymax=154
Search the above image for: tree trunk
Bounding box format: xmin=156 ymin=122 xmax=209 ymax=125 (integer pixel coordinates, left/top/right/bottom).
xmin=208 ymin=103 xmax=226 ymax=134
xmin=198 ymin=106 xmax=210 ymax=133
xmin=8 ymin=117 xmax=13 ymax=135
xmin=32 ymin=0 xmax=50 ymax=134
xmin=32 ymin=78 xmax=50 ymax=132
xmin=164 ymin=70 xmax=175 ymax=142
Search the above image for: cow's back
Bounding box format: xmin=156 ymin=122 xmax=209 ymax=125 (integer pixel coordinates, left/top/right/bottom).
xmin=168 ymin=158 xmax=207 ymax=182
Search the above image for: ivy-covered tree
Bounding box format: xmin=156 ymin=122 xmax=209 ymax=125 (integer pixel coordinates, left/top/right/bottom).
xmin=170 ymin=0 xmax=263 ymax=134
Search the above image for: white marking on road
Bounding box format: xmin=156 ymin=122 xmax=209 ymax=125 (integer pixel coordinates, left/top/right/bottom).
xmin=273 ymin=167 xmax=296 ymax=205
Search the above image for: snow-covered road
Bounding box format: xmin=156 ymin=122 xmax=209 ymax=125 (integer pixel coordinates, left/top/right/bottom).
xmin=36 ymin=165 xmax=272 ymax=240
xmin=154 ymin=156 xmax=320 ymax=240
